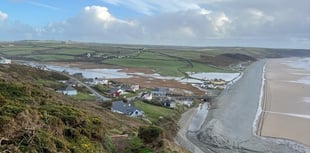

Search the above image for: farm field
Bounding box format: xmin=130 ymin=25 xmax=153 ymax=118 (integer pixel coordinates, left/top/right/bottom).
xmin=1 ymin=41 xmax=309 ymax=77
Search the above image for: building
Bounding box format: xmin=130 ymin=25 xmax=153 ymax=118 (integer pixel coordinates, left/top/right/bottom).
xmin=108 ymin=88 xmax=124 ymax=97
xmin=130 ymin=85 xmax=140 ymax=92
xmin=66 ymin=78 xmax=81 ymax=87
xmin=56 ymin=85 xmax=78 ymax=96
xmin=0 ymin=56 xmax=11 ymax=64
xmin=141 ymin=92 xmax=152 ymax=101
xmin=84 ymin=77 xmax=109 ymax=85
xmin=151 ymin=87 xmax=167 ymax=97
xmin=111 ymin=101 xmax=143 ymax=117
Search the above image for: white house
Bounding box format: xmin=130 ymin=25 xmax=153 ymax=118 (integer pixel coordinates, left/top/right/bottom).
xmin=0 ymin=57 xmax=11 ymax=64
xmin=130 ymin=85 xmax=140 ymax=92
xmin=85 ymin=78 xmax=109 ymax=85
xmin=141 ymin=93 xmax=152 ymax=101
xmin=56 ymin=85 xmax=78 ymax=96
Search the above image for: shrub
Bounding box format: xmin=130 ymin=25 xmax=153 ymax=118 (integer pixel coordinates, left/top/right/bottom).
xmin=138 ymin=126 xmax=163 ymax=144
xmin=104 ymin=134 xmax=115 ymax=153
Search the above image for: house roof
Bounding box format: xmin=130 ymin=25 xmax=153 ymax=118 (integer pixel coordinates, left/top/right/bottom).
xmin=152 ymin=87 xmax=167 ymax=92
xmin=112 ymin=101 xmax=138 ymax=115
xmin=57 ymin=85 xmax=76 ymax=91
xmin=109 ymin=88 xmax=120 ymax=93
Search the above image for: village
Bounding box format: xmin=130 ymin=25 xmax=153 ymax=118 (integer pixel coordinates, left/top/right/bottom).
xmin=1 ymin=55 xmax=234 ymax=124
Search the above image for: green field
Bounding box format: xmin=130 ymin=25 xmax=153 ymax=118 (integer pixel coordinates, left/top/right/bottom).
xmin=0 ymin=46 xmax=50 ymax=55
xmin=104 ymin=51 xmax=229 ymax=76
xmin=73 ymin=93 xmax=96 ymax=101
xmin=134 ymin=100 xmax=175 ymax=123
xmin=1 ymin=41 xmax=308 ymax=78
xmin=105 ymin=57 xmax=187 ymax=76
xmin=51 ymin=48 xmax=95 ymax=55
xmin=27 ymin=54 xmax=75 ymax=61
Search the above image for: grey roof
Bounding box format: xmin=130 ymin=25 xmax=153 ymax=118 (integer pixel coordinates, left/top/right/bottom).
xmin=57 ymin=85 xmax=76 ymax=91
xmin=109 ymin=88 xmax=120 ymax=93
xmin=112 ymin=101 xmax=138 ymax=115
xmin=152 ymin=87 xmax=167 ymax=92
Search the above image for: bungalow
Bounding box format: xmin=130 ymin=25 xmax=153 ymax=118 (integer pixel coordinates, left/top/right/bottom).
xmin=94 ymin=77 xmax=109 ymax=85
xmin=84 ymin=78 xmax=109 ymax=85
xmin=36 ymin=65 xmax=48 ymax=71
xmin=0 ymin=56 xmax=11 ymax=64
xmin=108 ymin=88 xmax=124 ymax=97
xmin=130 ymin=85 xmax=140 ymax=92
xmin=66 ymin=79 xmax=80 ymax=87
xmin=56 ymin=85 xmax=78 ymax=96
xmin=111 ymin=101 xmax=143 ymax=117
xmin=151 ymin=87 xmax=167 ymax=97
xmin=141 ymin=92 xmax=152 ymax=101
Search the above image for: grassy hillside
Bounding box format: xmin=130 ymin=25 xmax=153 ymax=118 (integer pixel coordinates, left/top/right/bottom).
xmin=0 ymin=64 xmax=187 ymax=153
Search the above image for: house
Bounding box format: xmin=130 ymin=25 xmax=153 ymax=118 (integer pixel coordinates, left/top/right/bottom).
xmin=109 ymin=88 xmax=124 ymax=97
xmin=72 ymin=73 xmax=83 ymax=79
xmin=86 ymin=53 xmax=91 ymax=58
xmin=66 ymin=79 xmax=80 ymax=87
xmin=56 ymin=85 xmax=78 ymax=96
xmin=141 ymin=92 xmax=152 ymax=101
xmin=161 ymin=100 xmax=177 ymax=108
xmin=84 ymin=78 xmax=109 ymax=85
xmin=94 ymin=77 xmax=109 ymax=85
xmin=84 ymin=78 xmax=94 ymax=85
xmin=151 ymin=87 xmax=167 ymax=97
xmin=111 ymin=101 xmax=143 ymax=117
xmin=0 ymin=56 xmax=11 ymax=64
xmin=36 ymin=65 xmax=48 ymax=71
xmin=130 ymin=85 xmax=140 ymax=92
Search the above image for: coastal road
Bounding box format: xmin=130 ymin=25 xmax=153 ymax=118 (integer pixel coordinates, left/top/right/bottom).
xmin=186 ymin=60 xmax=309 ymax=153
xmin=175 ymin=108 xmax=205 ymax=153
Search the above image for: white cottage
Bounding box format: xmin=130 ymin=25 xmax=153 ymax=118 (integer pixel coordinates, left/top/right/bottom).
xmin=0 ymin=57 xmax=11 ymax=64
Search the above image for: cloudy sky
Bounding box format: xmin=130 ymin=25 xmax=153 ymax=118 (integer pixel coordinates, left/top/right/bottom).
xmin=0 ymin=0 xmax=309 ymax=49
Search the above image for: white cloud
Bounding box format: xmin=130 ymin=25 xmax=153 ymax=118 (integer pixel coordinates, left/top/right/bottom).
xmin=248 ymin=9 xmax=274 ymax=23
xmin=1 ymin=0 xmax=310 ymax=49
xmin=0 ymin=11 xmax=8 ymax=21
xmin=101 ymin=0 xmax=200 ymax=15
xmin=27 ymin=1 xmax=60 ymax=11
xmin=84 ymin=6 xmax=115 ymax=22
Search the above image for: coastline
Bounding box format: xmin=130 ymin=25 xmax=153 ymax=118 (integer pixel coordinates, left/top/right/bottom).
xmin=258 ymin=58 xmax=310 ymax=146
xmin=255 ymin=62 xmax=266 ymax=136
xmin=182 ymin=59 xmax=309 ymax=153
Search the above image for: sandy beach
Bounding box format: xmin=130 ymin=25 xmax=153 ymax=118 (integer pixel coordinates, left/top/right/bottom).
xmin=258 ymin=58 xmax=310 ymax=146
xmin=185 ymin=59 xmax=310 ymax=153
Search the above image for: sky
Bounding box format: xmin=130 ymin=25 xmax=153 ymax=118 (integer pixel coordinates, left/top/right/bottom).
xmin=0 ymin=0 xmax=309 ymax=49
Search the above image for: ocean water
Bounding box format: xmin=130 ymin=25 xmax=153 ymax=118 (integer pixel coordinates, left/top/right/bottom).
xmin=282 ymin=57 xmax=310 ymax=71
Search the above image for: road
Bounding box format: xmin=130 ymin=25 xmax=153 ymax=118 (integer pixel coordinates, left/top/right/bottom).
xmin=175 ymin=108 xmax=206 ymax=153
xmin=61 ymin=72 xmax=111 ymax=102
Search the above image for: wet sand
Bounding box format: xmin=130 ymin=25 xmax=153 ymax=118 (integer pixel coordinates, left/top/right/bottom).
xmin=188 ymin=60 xmax=309 ymax=153
xmin=259 ymin=58 xmax=310 ymax=146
